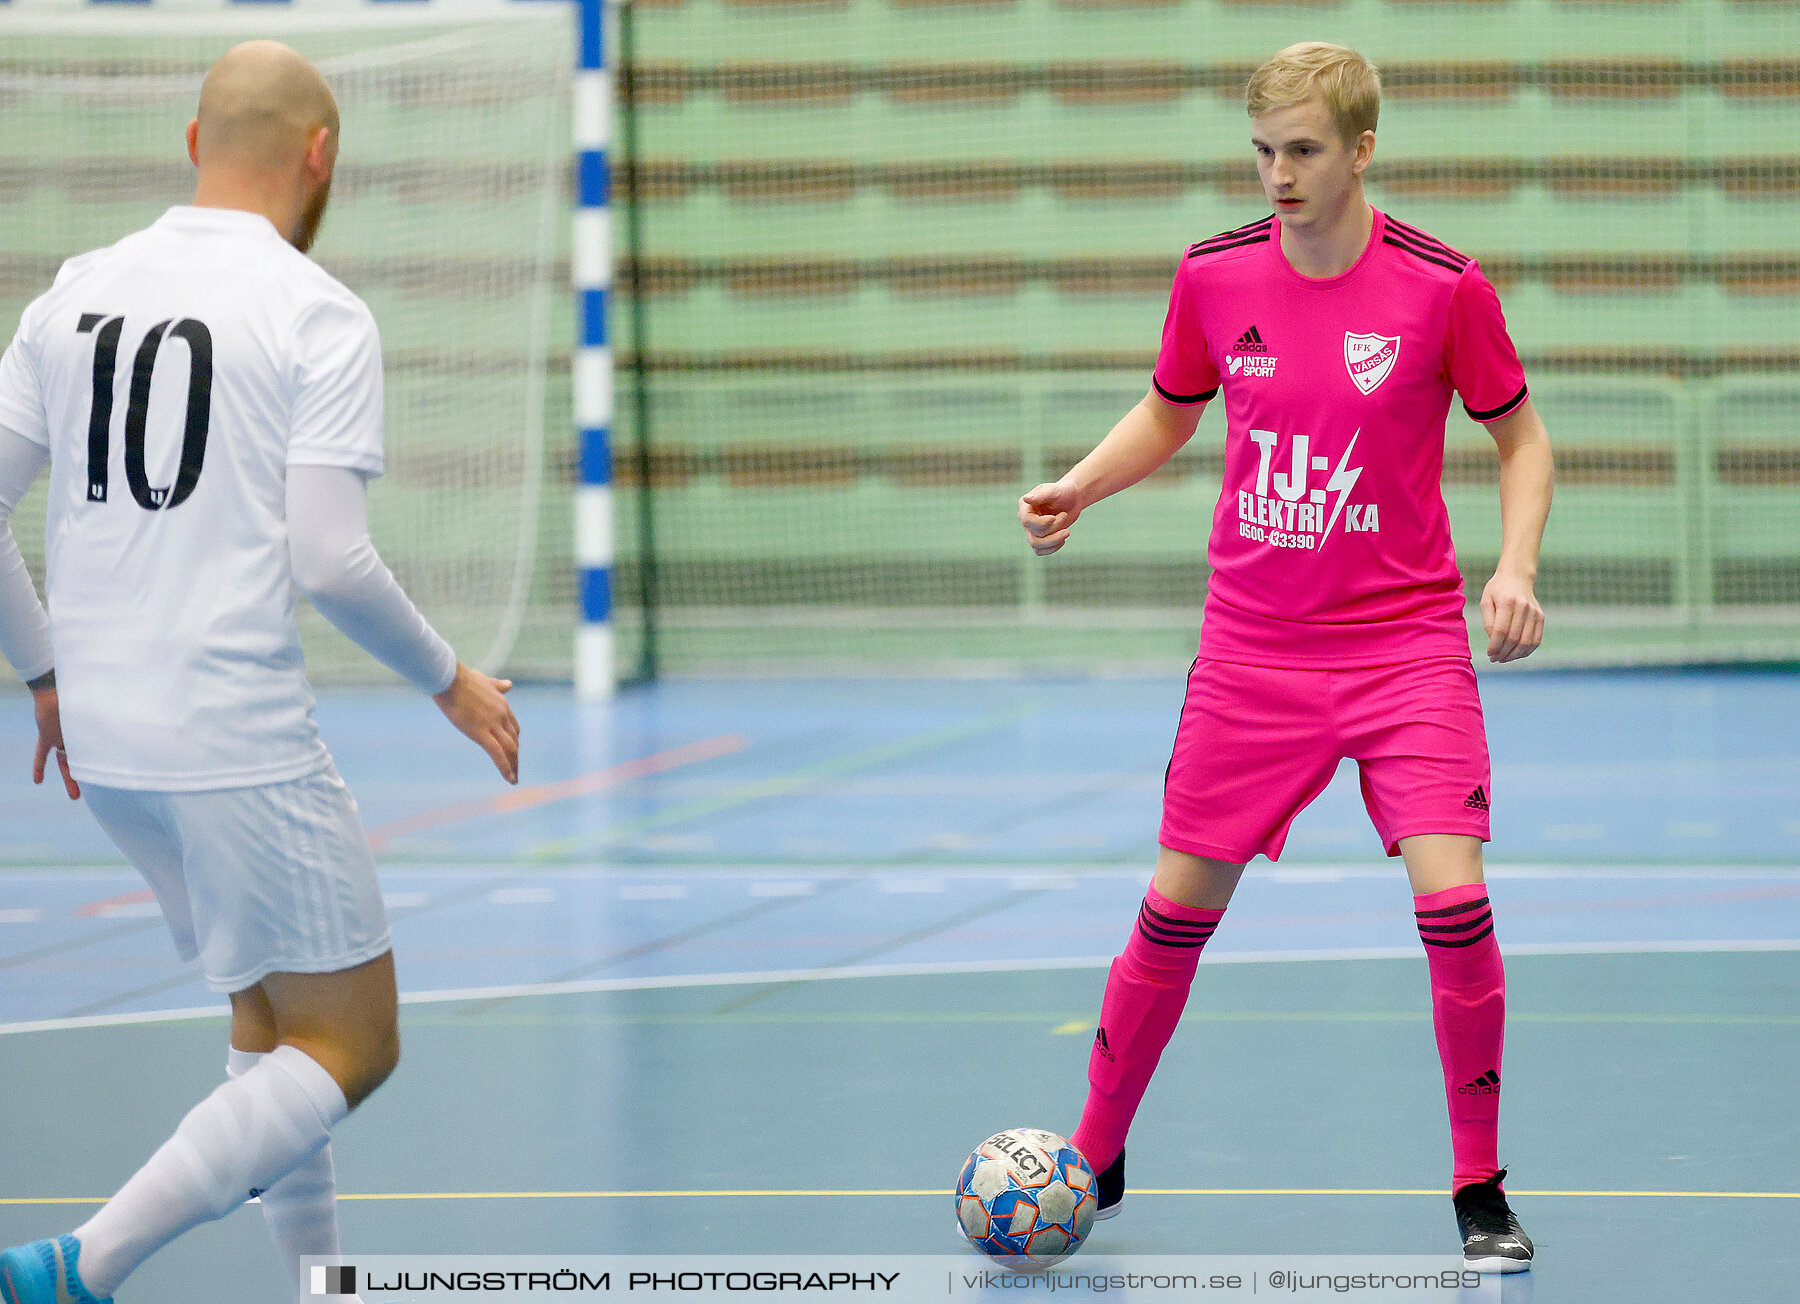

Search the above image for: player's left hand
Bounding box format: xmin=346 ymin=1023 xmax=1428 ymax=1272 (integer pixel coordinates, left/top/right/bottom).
xmin=1481 ymin=569 xmax=1544 ymax=664
xmin=30 ymin=685 xmax=79 ymax=800
xmin=433 ymin=661 xmax=521 ymax=785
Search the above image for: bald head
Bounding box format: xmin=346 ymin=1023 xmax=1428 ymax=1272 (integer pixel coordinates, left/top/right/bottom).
xmin=195 ymin=41 xmax=338 ymax=174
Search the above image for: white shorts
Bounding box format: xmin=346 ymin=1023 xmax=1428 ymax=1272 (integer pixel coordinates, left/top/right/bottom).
xmin=83 ymin=760 xmax=392 ymax=993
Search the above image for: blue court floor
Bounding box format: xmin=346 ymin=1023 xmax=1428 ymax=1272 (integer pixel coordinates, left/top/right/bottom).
xmin=1 ymin=670 xmax=1796 ymax=1302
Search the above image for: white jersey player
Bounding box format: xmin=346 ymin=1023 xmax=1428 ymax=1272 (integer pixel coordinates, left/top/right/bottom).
xmin=0 ymin=42 xmax=519 ymax=1304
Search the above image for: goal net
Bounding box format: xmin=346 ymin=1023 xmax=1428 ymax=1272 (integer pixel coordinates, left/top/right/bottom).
xmin=0 ymin=0 xmax=572 ymax=685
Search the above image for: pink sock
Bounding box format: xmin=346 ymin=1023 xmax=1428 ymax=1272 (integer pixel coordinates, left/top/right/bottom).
xmin=1415 ymin=882 xmax=1506 ymax=1193
xmin=1070 ymin=886 xmax=1224 ymax=1171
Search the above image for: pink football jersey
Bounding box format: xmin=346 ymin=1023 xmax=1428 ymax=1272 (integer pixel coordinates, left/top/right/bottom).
xmin=1153 ymin=208 xmax=1528 ymax=667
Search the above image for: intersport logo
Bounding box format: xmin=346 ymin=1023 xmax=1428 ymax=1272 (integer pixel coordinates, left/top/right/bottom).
xmin=1228 ymin=354 xmax=1277 ymax=378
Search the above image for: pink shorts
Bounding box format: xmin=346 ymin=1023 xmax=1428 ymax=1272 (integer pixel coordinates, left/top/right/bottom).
xmin=1161 ymin=656 xmax=1491 ymax=863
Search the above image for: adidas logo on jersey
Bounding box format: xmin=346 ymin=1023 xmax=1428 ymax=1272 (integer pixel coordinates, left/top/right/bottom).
xmin=1233 ymin=325 xmax=1269 ymax=354
xmin=1463 ymin=785 xmax=1490 ymax=811
xmin=1227 ymin=325 xmax=1276 ymax=377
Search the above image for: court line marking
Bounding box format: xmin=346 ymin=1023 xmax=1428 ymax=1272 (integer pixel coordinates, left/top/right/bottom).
xmin=73 ymin=888 xmax=156 ymax=918
xmin=458 ymin=880 xmax=863 ymax=1015
xmin=529 ymin=708 xmax=1035 ymax=861
xmin=2 ymin=938 xmax=1796 ymax=1037
xmin=9 ymin=941 xmax=1800 ymax=1034
xmin=4 ymin=1188 xmax=1795 ymax=1206
xmin=365 ymin=733 xmax=751 ymax=851
xmin=710 ymin=887 xmax=1048 ymax=1015
xmin=8 ymin=860 xmax=1799 ymax=877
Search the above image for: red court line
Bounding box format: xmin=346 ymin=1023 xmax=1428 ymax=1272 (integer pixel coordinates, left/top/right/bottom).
xmin=364 ymin=733 xmax=751 ymax=851
xmin=74 ymin=888 xmax=157 ymax=918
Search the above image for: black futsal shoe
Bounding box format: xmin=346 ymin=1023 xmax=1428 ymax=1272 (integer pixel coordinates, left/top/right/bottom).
xmin=1453 ymin=1169 xmax=1534 ymax=1273
xmin=1092 ymin=1149 xmax=1125 ymax=1221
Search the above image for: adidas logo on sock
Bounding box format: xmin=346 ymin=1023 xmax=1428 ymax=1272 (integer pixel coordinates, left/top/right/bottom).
xmin=1463 ymin=785 xmax=1490 ymax=811
xmin=1457 ymin=1069 xmax=1501 ymax=1096
xmin=1232 ymin=325 xmax=1268 ymax=354
xmin=1094 ymin=1026 xmax=1116 ymax=1063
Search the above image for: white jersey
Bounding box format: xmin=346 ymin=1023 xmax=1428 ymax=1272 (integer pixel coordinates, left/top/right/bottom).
xmin=0 ymin=206 xmax=386 ymax=790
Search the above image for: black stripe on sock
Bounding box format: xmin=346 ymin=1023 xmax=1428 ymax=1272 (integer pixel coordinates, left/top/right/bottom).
xmin=1415 ymin=897 xmax=1491 ymax=919
xmin=1421 ymin=923 xmax=1496 ymax=948
xmin=1137 ymin=919 xmax=1212 ymax=948
xmin=1136 ymin=911 xmax=1217 ymax=942
xmin=1136 ymin=910 xmax=1217 ymax=943
xmin=1140 ymin=901 xmax=1220 ymax=932
xmin=1418 ymin=910 xmax=1494 ymax=934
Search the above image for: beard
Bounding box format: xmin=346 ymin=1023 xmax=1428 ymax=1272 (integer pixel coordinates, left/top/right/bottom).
xmin=290 ymin=175 xmax=332 ymax=254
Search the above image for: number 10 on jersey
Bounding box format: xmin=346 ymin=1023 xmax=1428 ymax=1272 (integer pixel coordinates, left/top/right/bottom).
xmin=77 ymin=313 xmax=214 ymax=510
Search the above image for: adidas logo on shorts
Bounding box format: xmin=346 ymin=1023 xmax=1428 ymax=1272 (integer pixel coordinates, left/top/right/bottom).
xmin=1463 ymin=785 xmax=1490 ymax=811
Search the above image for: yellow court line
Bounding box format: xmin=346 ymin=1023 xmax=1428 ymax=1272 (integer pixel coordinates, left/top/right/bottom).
xmin=5 ymin=1187 xmax=1798 ymax=1205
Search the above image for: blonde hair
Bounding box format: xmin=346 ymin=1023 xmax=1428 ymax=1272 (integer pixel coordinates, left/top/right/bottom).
xmin=1245 ymin=42 xmax=1381 ymax=145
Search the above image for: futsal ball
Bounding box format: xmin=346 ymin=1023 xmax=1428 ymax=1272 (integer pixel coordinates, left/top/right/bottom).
xmin=955 ymin=1128 xmax=1097 ymax=1268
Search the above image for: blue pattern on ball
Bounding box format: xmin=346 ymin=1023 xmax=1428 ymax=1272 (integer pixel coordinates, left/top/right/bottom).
xmin=954 ymin=1128 xmax=1098 ymax=1268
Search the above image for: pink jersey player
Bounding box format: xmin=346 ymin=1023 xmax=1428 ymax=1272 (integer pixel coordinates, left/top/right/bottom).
xmin=1157 ymin=206 xmax=1527 ymax=669
xmin=1014 ymin=42 xmax=1552 ymax=1275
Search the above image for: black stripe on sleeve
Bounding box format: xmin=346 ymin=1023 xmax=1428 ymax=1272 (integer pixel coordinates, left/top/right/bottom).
xmin=1381 ymin=235 xmax=1464 ymax=274
xmin=1153 ymin=377 xmax=1218 ymax=405
xmin=1386 ymin=217 xmax=1469 ymax=262
xmin=1385 ymin=226 xmax=1469 ymax=268
xmin=1187 ymin=230 xmax=1272 ymax=260
xmin=1464 ymin=384 xmax=1529 ymax=423
xmin=1188 ymin=217 xmax=1274 ymax=256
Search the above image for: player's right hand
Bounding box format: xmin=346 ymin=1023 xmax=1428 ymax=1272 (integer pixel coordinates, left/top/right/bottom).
xmin=433 ymin=662 xmax=520 ymax=785
xmin=1019 ymin=481 xmax=1082 ymax=556
xmin=30 ymin=685 xmax=79 ymax=800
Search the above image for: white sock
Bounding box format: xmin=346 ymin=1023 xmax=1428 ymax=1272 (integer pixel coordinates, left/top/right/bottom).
xmin=74 ymin=1044 xmax=348 ymax=1299
xmin=228 ymin=1048 xmax=355 ymax=1304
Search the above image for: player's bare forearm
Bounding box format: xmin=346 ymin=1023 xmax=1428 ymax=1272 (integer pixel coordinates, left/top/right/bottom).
xmin=1490 ymin=399 xmax=1553 ymax=582
xmin=1018 ymin=392 xmax=1205 ymax=555
xmin=1063 ymin=392 xmax=1205 ymax=509
xmin=1481 ymin=398 xmax=1554 ymax=662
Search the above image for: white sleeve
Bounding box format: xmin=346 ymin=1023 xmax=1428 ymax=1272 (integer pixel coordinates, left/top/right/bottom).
xmin=287 ymin=293 xmax=385 ymax=476
xmin=0 ymin=426 xmax=53 ymax=683
xmin=287 ymin=464 xmax=457 ymax=695
xmin=0 ymin=305 xmax=50 ymax=450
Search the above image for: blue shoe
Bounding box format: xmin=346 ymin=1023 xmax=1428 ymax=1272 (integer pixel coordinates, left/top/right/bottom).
xmin=0 ymin=1236 xmax=112 ymax=1304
